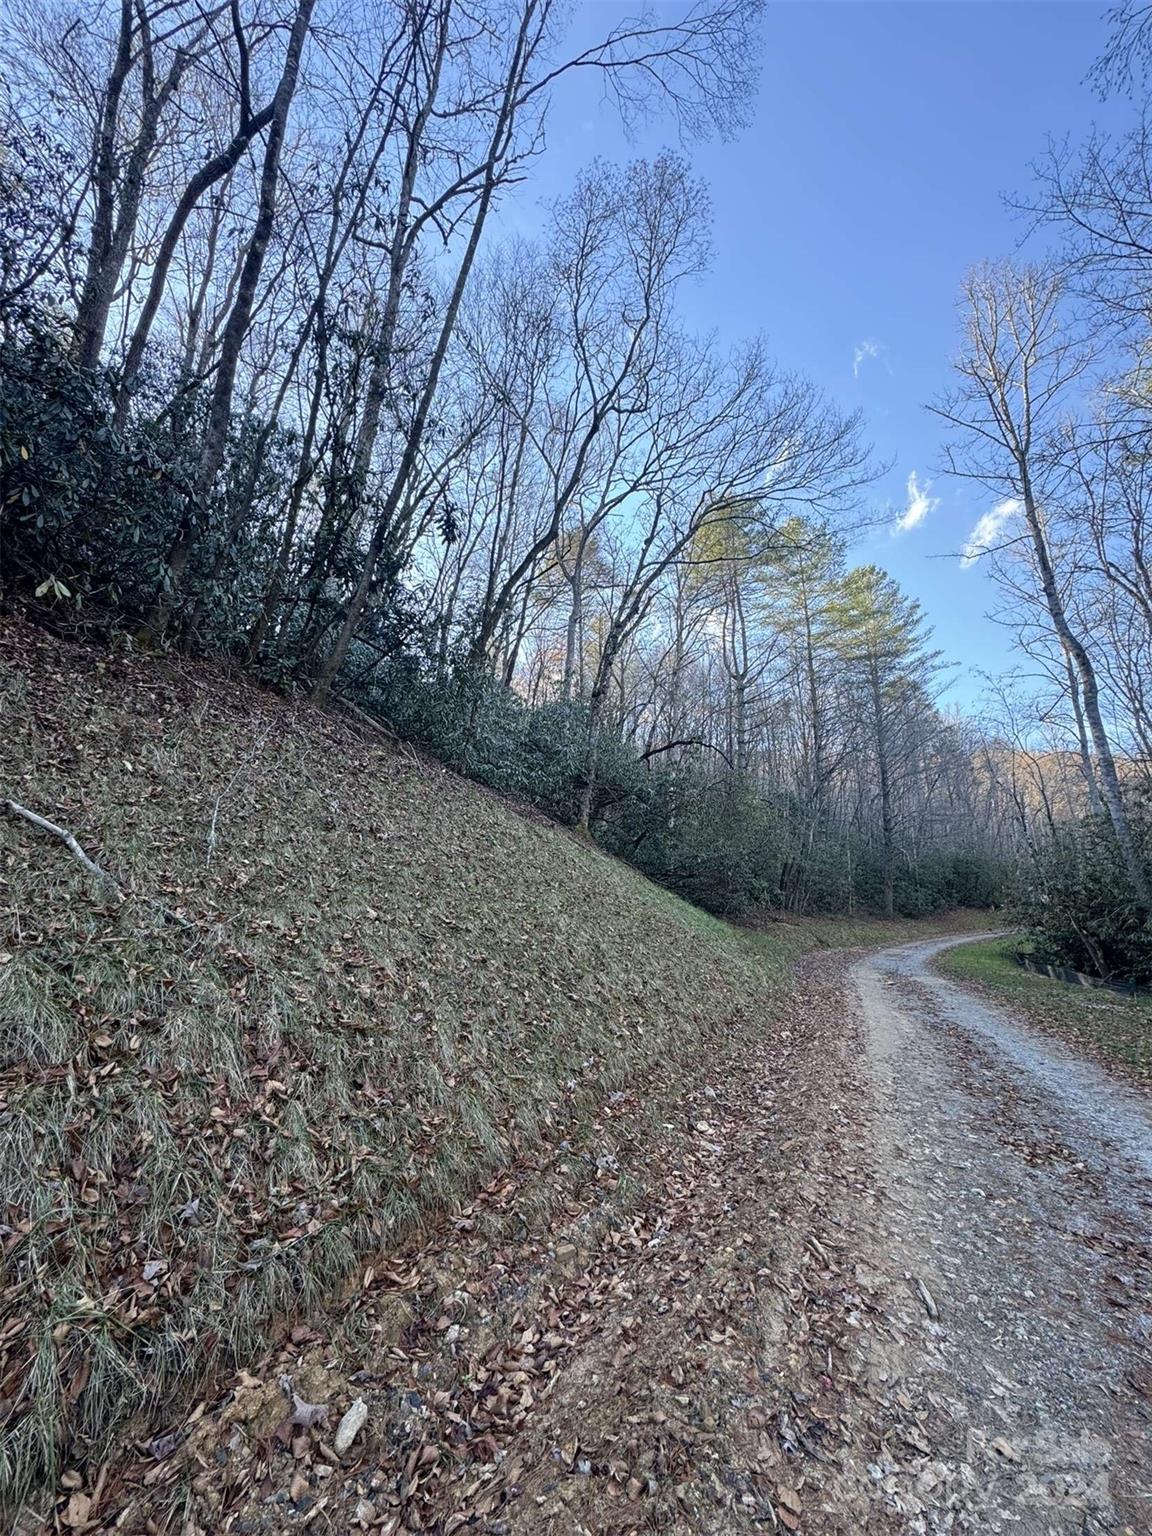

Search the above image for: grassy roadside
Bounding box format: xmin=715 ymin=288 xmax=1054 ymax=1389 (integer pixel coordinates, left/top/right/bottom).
xmin=936 ymin=936 xmax=1152 ymax=1085
xmin=0 ymin=614 xmax=993 ymax=1517
xmin=740 ymin=907 xmax=996 ymax=967
xmin=0 ymin=625 xmax=756 ymax=1511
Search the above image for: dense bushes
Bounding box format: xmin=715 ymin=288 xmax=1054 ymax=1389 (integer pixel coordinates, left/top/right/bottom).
xmin=1016 ymin=810 xmax=1152 ymax=984
xmin=341 ymin=640 xmax=1007 ymax=919
xmin=0 ymin=331 xmax=1008 ymax=922
xmin=0 ymin=331 xmax=188 ymax=616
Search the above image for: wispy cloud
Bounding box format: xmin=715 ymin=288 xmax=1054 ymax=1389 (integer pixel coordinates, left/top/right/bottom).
xmin=894 ymin=470 xmax=939 ymax=534
xmin=961 ymin=498 xmax=1020 ymax=567
xmin=852 ymin=338 xmax=887 ymax=378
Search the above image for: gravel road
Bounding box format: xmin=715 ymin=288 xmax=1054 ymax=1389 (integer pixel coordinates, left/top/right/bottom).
xmin=841 ymin=934 xmax=1152 ymax=1534
xmin=83 ymin=932 xmax=1152 ymax=1536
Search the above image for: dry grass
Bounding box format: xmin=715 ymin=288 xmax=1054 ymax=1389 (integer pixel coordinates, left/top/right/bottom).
xmin=0 ymin=617 xmax=992 ymax=1519
xmin=737 ymin=906 xmax=996 ymax=967
xmin=0 ymin=619 xmax=791 ymax=1514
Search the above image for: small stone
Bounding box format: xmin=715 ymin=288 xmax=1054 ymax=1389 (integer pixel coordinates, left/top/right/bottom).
xmin=334 ymin=1397 xmax=369 ymax=1456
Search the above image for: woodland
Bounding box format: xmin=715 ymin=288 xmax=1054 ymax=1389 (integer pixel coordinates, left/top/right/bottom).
xmin=2 ymin=0 xmax=1152 ymax=977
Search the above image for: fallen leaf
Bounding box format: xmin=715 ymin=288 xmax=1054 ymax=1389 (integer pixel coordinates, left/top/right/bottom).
xmin=62 ymin=1491 xmax=91 ymax=1528
xmin=777 ymin=1485 xmax=802 ymax=1516
xmin=292 ymin=1395 xmax=329 ymax=1430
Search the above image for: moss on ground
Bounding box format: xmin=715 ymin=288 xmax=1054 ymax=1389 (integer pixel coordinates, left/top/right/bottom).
xmin=936 ymin=936 xmax=1152 ymax=1085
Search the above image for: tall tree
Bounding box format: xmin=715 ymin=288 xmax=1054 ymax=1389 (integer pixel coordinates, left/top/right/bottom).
xmin=935 ymin=261 xmax=1152 ymax=911
xmin=828 ymin=565 xmax=939 ymax=918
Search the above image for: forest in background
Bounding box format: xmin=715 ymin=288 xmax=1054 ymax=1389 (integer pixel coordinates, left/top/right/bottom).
xmin=0 ymin=0 xmax=1150 ymax=974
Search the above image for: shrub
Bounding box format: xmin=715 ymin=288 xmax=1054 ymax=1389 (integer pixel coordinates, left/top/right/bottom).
xmin=1017 ymin=812 xmax=1152 ymax=983
xmin=0 ymin=331 xmax=188 ymax=616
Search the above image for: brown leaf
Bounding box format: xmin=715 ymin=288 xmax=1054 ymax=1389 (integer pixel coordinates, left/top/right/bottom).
xmin=291 ymin=1395 xmax=329 ymax=1430
xmin=140 ymin=1430 xmax=182 ymax=1461
xmin=61 ymin=1491 xmax=92 ymax=1528
xmin=777 ymin=1485 xmax=802 ymax=1515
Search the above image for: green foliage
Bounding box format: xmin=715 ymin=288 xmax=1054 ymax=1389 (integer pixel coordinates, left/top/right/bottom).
xmin=1016 ymin=812 xmax=1152 ymax=983
xmin=937 ymin=936 xmax=1152 ymax=1082
xmin=346 ymin=647 xmax=1004 ymax=919
xmin=0 ymin=322 xmax=1006 ymax=927
xmin=611 ymin=773 xmax=791 ymax=915
xmin=0 ymin=331 xmax=187 ymax=614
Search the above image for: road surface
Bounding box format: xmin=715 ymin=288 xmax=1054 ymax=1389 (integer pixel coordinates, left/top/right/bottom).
xmin=839 ymin=934 xmax=1152 ymax=1534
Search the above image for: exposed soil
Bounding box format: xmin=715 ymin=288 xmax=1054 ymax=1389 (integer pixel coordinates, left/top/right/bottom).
xmin=26 ymin=935 xmax=1152 ymax=1535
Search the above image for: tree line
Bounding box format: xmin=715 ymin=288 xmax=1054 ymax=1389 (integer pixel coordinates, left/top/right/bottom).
xmin=1 ymin=0 xmax=1022 ymax=920
xmin=932 ymin=4 xmax=1152 ymax=980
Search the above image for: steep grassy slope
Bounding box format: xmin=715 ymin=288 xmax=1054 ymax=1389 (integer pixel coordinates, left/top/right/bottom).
xmin=0 ymin=618 xmax=796 ymax=1509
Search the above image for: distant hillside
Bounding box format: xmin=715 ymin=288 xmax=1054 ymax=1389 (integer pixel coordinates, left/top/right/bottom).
xmin=0 ymin=616 xmax=791 ymax=1511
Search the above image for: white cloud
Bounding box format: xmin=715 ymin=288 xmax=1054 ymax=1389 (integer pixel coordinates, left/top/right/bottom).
xmin=854 ymin=337 xmax=897 ymax=379
xmin=894 ymin=470 xmax=939 ymax=534
xmin=860 ymin=339 xmax=884 ymax=377
xmin=961 ymin=498 xmax=1020 ymax=567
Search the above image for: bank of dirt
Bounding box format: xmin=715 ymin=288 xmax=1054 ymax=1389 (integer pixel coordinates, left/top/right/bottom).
xmin=9 ymin=616 xmax=1135 ymax=1536
xmin=1 ymin=615 xmax=980 ymax=1530
xmin=55 ymin=953 xmax=870 ymax=1534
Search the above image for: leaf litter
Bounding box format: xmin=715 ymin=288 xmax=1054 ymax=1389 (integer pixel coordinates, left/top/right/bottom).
xmin=29 ymin=955 xmax=928 ymax=1535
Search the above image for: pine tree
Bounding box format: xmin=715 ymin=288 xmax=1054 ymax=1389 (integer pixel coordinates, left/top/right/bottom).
xmin=828 ymin=565 xmax=941 ymax=917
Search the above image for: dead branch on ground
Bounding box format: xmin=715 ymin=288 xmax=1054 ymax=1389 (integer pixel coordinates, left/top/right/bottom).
xmin=3 ymin=799 xmax=194 ymax=930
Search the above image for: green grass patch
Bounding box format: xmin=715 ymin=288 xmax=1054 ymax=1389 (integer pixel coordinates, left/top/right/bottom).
xmin=936 ymin=936 xmax=1152 ymax=1084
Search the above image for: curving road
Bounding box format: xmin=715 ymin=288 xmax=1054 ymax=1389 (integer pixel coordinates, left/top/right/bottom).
xmin=843 ymin=934 xmax=1152 ymax=1534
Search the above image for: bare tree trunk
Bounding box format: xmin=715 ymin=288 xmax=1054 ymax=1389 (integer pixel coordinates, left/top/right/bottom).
xmin=74 ymin=2 xmax=199 ymax=371
xmin=144 ymin=0 xmax=316 ymax=643
xmin=245 ymin=350 xmax=327 ymax=663
xmin=310 ymin=2 xmax=539 ymax=702
xmin=870 ymin=660 xmax=895 ymax=920
xmin=1062 ymin=651 xmax=1104 ymax=817
xmin=73 ymin=0 xmax=134 ymax=370
xmin=562 ymin=541 xmax=585 ymax=700
xmin=113 ymin=105 xmax=276 ymax=425
xmin=577 ymin=681 xmax=608 ymax=833
xmin=1021 ymin=478 xmax=1150 ymax=909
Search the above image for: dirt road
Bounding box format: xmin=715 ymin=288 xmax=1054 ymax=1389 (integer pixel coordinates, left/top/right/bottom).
xmin=834 ymin=935 xmax=1152 ymax=1534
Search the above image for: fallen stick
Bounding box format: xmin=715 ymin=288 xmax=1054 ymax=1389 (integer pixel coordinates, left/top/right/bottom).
xmin=3 ymin=799 xmax=194 ymax=930
xmin=914 ymin=1276 xmax=939 ymax=1320
xmin=205 ymin=731 xmax=268 ymax=867
xmin=3 ymin=800 xmax=122 ymax=892
xmin=333 ymin=695 xmax=399 ymax=742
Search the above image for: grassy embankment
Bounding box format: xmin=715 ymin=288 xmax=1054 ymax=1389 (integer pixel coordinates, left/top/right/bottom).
xmin=937 ymin=936 xmax=1152 ymax=1084
xmin=0 ymin=615 xmax=982 ymax=1511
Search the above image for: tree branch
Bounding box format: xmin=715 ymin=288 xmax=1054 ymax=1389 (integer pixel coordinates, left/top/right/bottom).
xmin=3 ymin=799 xmax=194 ymax=929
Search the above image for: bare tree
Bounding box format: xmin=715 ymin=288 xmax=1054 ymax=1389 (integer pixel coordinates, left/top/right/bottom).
xmin=144 ymin=0 xmax=317 ymax=640
xmin=306 ymin=0 xmax=766 ymax=699
xmin=935 ymin=261 xmax=1152 ymax=910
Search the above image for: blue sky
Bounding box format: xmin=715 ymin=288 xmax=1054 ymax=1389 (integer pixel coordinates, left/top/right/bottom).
xmin=505 ymin=1 xmax=1139 ymax=707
